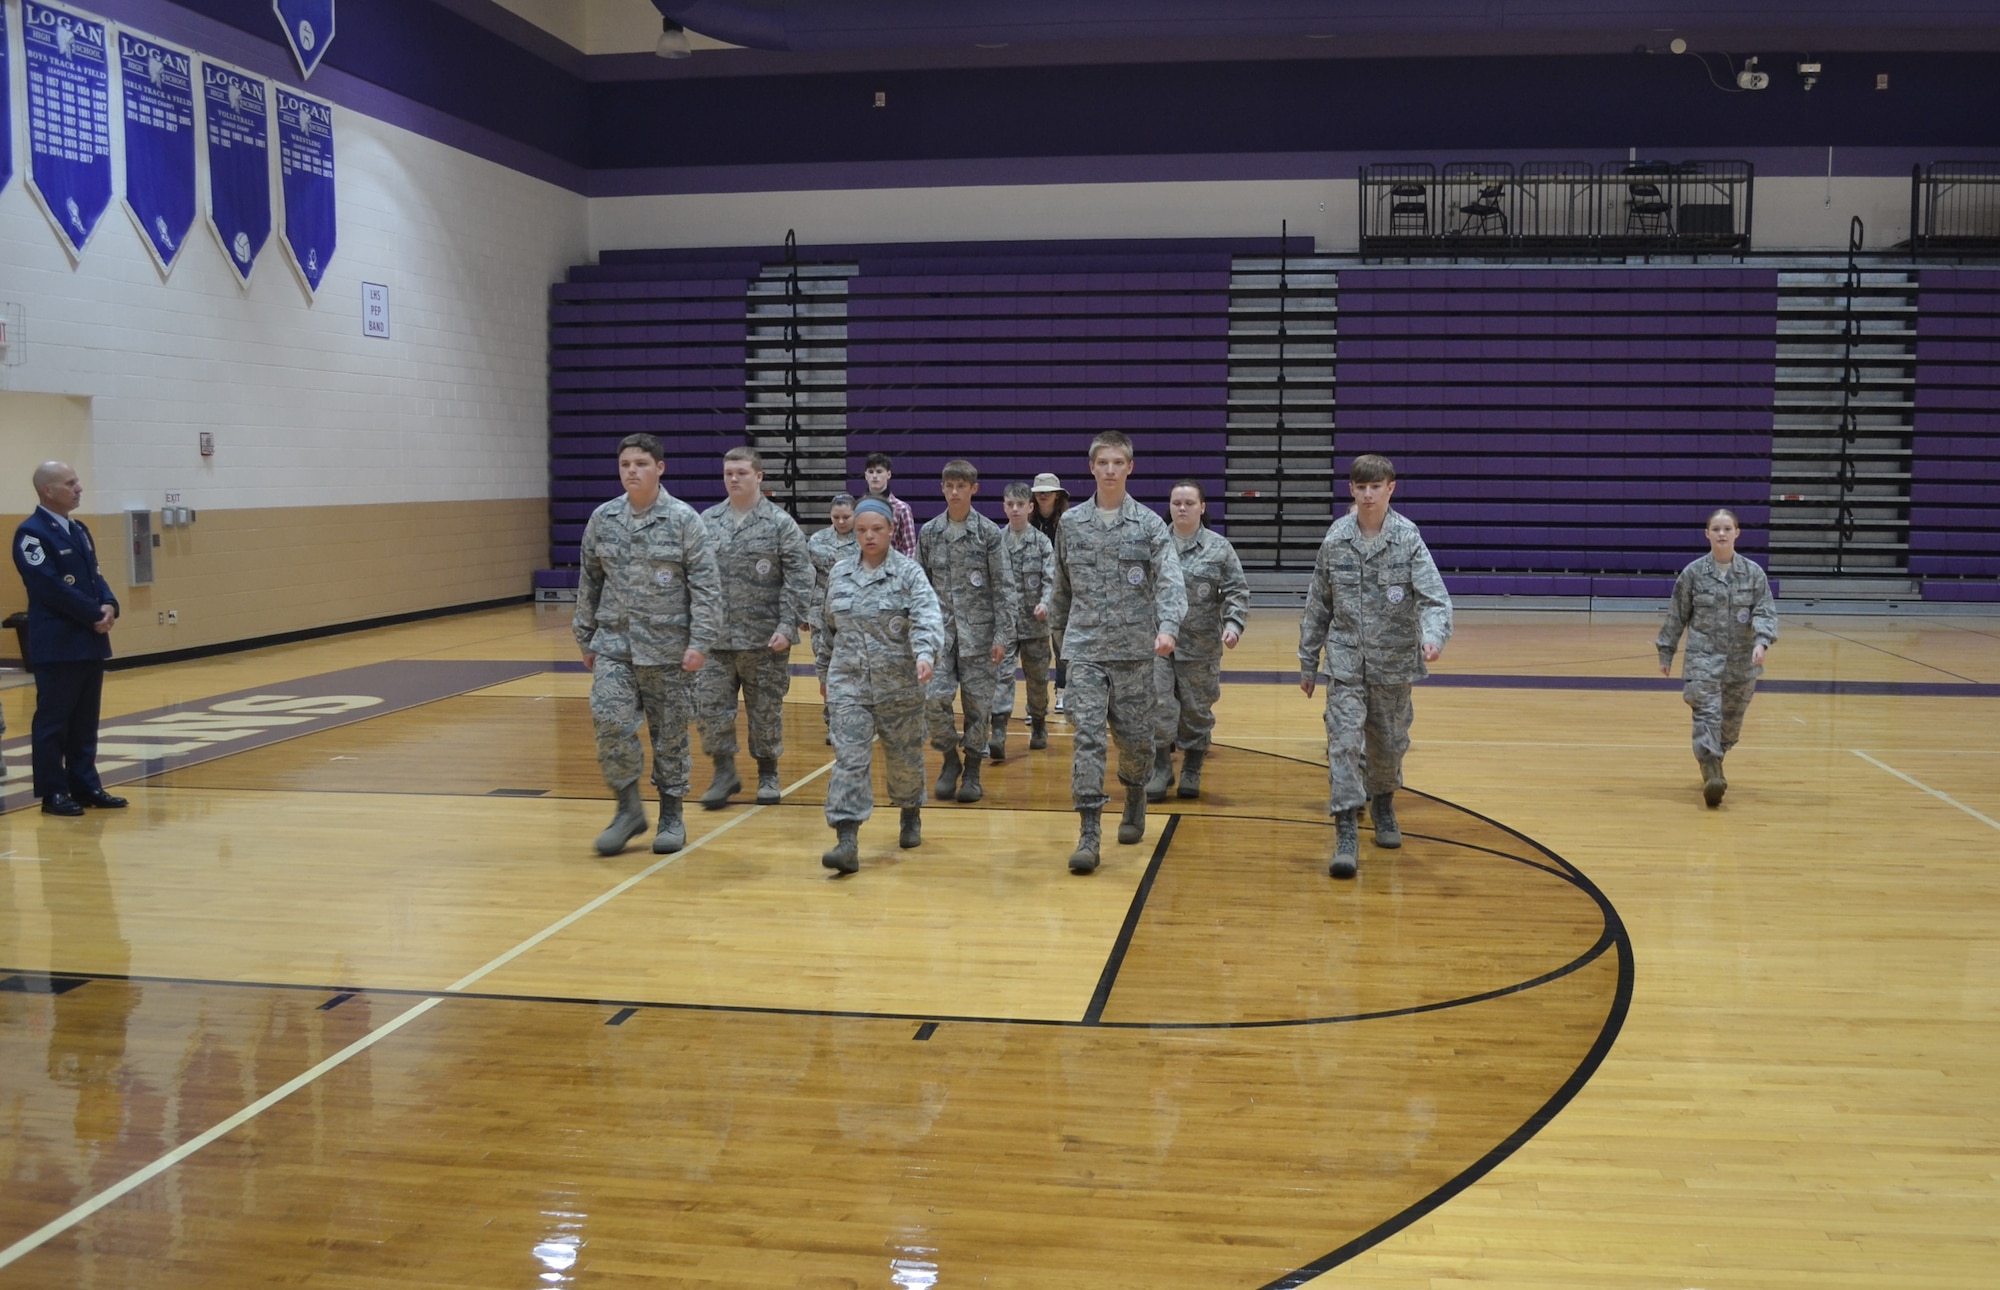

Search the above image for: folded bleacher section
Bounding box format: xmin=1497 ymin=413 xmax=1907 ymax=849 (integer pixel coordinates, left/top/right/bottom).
xmin=543 ymin=245 xmax=1999 ymax=605
xmin=1335 ymin=268 xmax=1779 ymax=597
xmin=544 ymin=251 xmax=761 ymax=582
xmin=844 ymin=240 xmax=1263 ymax=526
xmin=1912 ymin=269 xmax=2000 ymax=601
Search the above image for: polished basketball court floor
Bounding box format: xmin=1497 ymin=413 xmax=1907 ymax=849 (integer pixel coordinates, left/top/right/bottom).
xmin=1 ymin=604 xmax=1995 ymax=1287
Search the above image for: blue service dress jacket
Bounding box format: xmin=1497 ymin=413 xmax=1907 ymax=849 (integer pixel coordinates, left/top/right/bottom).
xmin=12 ymin=509 xmax=118 ymax=665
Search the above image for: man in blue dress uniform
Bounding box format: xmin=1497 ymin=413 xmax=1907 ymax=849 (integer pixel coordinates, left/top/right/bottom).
xmin=11 ymin=462 xmax=126 ymax=816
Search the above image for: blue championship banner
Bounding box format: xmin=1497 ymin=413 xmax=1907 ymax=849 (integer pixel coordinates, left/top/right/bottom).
xmin=273 ymin=0 xmax=335 ymax=79
xmin=119 ymin=32 xmax=197 ymax=274
xmin=202 ymin=61 xmax=271 ymax=285
xmin=0 ymin=3 xmax=13 ymax=196
xmin=23 ymin=2 xmax=113 ymax=259
xmin=276 ymin=88 xmax=335 ymax=293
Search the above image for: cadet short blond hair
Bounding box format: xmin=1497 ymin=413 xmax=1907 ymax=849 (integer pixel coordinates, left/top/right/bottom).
xmin=723 ymin=445 xmax=764 ymax=473
xmin=1088 ymin=431 xmax=1134 ymax=464
xmin=941 ymin=459 xmax=979 ymax=483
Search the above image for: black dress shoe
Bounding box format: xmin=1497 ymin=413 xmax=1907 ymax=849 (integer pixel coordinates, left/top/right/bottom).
xmin=78 ymin=789 xmax=129 ymax=809
xmin=41 ymin=793 xmax=85 ymax=817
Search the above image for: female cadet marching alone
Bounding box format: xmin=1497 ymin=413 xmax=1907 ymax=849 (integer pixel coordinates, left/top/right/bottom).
xmin=813 ymin=498 xmax=947 ymax=873
xmin=1657 ymin=507 xmax=1778 ymax=807
xmin=1145 ymin=479 xmax=1250 ymax=802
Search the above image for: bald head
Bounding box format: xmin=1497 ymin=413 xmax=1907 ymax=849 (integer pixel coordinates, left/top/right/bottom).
xmin=33 ymin=461 xmax=81 ymax=517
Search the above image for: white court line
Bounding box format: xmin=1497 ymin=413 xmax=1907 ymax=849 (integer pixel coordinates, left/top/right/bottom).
xmin=0 ymin=759 xmax=836 ymax=1271
xmin=1851 ymin=750 xmax=2000 ymax=832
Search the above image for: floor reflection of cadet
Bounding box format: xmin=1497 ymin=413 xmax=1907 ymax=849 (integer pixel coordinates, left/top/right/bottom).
xmin=806 ymin=494 xmax=860 ymax=745
xmin=813 ymin=499 xmax=945 ymax=874
xmin=1145 ymin=480 xmax=1250 ymax=802
xmin=1049 ymin=432 xmax=1186 ymax=874
xmin=574 ymin=433 xmax=724 ymax=856
xmin=992 ymin=481 xmax=1057 ymax=759
xmin=697 ymin=447 xmax=814 ymax=809
xmin=1299 ymin=454 xmax=1452 ymax=880
xmin=1657 ymin=507 xmax=1777 ymax=807
xmin=918 ymin=460 xmax=1017 ymax=804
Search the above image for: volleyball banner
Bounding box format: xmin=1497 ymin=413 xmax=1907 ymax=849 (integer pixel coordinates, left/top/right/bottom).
xmin=23 ymin=2 xmax=113 ymax=259
xmin=273 ymin=0 xmax=335 ymax=78
xmin=276 ymin=88 xmax=335 ymax=293
xmin=119 ymin=32 xmax=197 ymax=274
xmin=203 ymin=61 xmax=271 ymax=285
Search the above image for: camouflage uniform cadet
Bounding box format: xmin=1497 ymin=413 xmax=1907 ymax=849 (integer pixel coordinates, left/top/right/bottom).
xmin=1150 ymin=525 xmax=1250 ymax=795
xmin=1299 ymin=509 xmax=1453 ymax=817
xmin=807 ymin=520 xmax=859 ymax=742
xmin=993 ymin=523 xmax=1057 ymax=736
xmin=574 ymin=490 xmax=724 ymax=804
xmin=806 ymin=523 xmax=859 ymax=632
xmin=813 ymin=550 xmax=946 ymax=839
xmin=1051 ymin=496 xmax=1187 ymax=819
xmin=1656 ymin=552 xmax=1778 ymax=792
xmin=917 ymin=508 xmax=1019 ymax=785
xmin=697 ymin=496 xmax=815 ymax=799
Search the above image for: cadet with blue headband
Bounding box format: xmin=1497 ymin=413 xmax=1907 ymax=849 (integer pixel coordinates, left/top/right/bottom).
xmin=814 ymin=496 xmax=946 ymax=872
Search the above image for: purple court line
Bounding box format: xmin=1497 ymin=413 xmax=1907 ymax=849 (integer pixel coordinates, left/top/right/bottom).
xmin=1 ymin=660 xmax=548 ymax=814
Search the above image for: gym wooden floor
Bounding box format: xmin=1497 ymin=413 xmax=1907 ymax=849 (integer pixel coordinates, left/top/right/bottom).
xmin=1 ymin=603 xmax=1995 ymax=1288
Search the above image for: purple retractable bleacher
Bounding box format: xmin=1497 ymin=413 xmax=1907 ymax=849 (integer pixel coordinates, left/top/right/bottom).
xmin=1913 ymin=270 xmax=2000 ymax=601
xmin=1339 ymin=267 xmax=1777 ymax=597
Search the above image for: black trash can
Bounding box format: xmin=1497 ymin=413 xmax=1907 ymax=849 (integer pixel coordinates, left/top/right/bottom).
xmin=3 ymin=611 xmax=31 ymax=671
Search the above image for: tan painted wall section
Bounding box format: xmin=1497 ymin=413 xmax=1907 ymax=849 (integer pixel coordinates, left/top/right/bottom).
xmin=0 ymin=499 xmax=546 ymax=662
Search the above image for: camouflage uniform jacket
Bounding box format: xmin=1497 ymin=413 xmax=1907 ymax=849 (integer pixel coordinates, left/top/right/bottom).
xmin=1001 ymin=525 xmax=1057 ymax=643
xmin=698 ymin=497 xmax=815 ymax=650
xmin=1050 ymin=494 xmax=1187 ymax=663
xmin=1657 ymin=554 xmax=1778 ymax=683
xmin=916 ymin=509 xmax=1020 ymax=653
xmin=573 ymin=491 xmax=724 ymax=666
xmin=812 ymin=551 xmax=948 ymax=703
xmin=1299 ymin=510 xmax=1453 ymax=686
xmin=806 ymin=525 xmax=859 ymax=631
xmin=1169 ymin=527 xmax=1251 ymax=662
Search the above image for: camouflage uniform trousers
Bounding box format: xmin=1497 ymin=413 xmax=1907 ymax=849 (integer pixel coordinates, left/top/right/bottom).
xmin=993 ymin=636 xmax=1054 ymax=720
xmin=1067 ymin=658 xmax=1156 ymax=810
xmin=1154 ymin=655 xmax=1222 ymax=752
xmin=825 ymin=693 xmax=928 ymax=825
xmin=927 ymin=636 xmax=1000 ymax=754
xmin=1684 ymin=676 xmax=1758 ymax=762
xmin=697 ymin=647 xmax=792 ymax=760
xmin=591 ymin=657 xmax=696 ymax=796
xmin=1323 ymin=681 xmax=1414 ymax=813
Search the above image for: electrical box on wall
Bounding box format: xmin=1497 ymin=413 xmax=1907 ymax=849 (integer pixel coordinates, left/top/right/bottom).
xmin=127 ymin=510 xmax=155 ymax=586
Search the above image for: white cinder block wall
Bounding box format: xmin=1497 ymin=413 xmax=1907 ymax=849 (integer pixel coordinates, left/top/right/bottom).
xmin=1 ymin=86 xmax=584 ymax=519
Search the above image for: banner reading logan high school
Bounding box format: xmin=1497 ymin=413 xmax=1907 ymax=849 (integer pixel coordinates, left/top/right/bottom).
xmin=203 ymin=61 xmax=271 ymax=285
xmin=277 ymin=88 xmax=335 ymax=294
xmin=23 ymin=2 xmax=114 ymax=259
xmin=120 ymin=32 xmax=197 ymax=275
